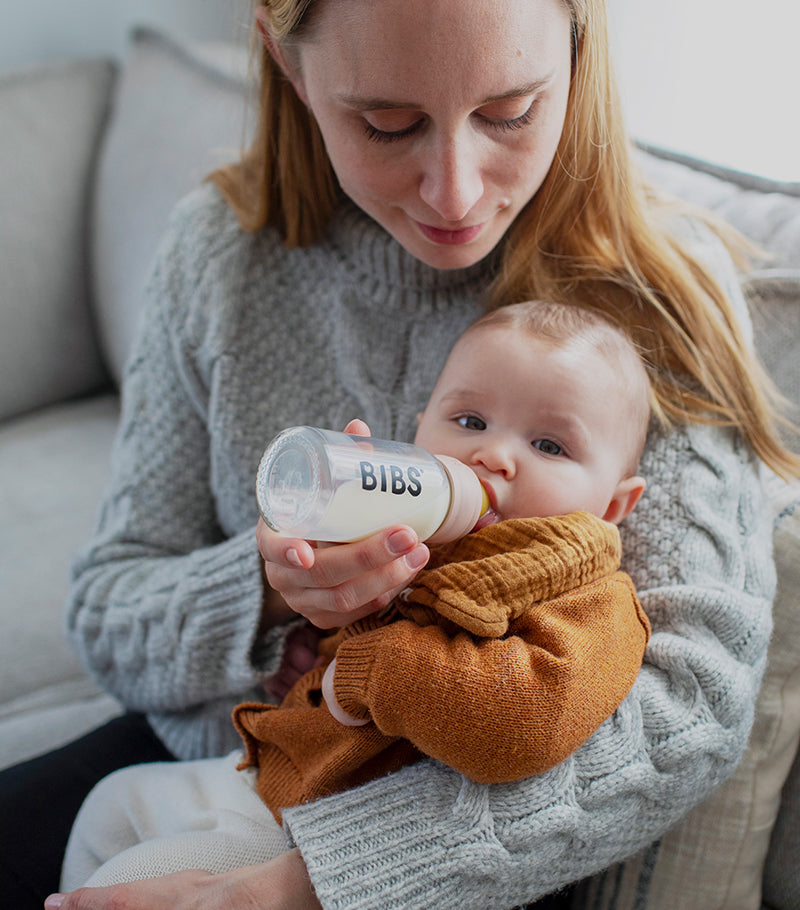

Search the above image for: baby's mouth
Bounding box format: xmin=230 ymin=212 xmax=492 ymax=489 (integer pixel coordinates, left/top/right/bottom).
xmin=471 ymin=509 xmax=501 ymax=532
xmin=471 ymin=482 xmax=500 ymax=532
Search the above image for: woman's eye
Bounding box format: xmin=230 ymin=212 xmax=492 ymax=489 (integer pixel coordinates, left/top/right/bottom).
xmin=481 ymin=99 xmax=538 ymax=134
xmin=533 ymin=438 xmax=562 ymax=456
xmin=363 ymin=115 xmax=423 ymax=144
xmin=457 ymin=415 xmax=487 ymax=431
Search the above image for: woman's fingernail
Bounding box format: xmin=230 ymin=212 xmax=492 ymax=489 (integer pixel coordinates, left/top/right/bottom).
xmin=387 ymin=528 xmax=416 ymax=556
xmin=404 ymin=545 xmax=429 ymax=571
xmin=45 ymin=897 xmax=64 ymax=910
xmin=286 ymin=548 xmax=304 ymax=568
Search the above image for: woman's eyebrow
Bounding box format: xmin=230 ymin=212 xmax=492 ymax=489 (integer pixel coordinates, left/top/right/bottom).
xmin=336 ymin=77 xmax=553 ymax=112
xmin=482 ymin=77 xmax=554 ymax=104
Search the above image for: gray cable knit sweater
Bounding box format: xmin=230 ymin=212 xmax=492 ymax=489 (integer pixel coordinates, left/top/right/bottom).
xmin=66 ymin=183 xmax=775 ymax=910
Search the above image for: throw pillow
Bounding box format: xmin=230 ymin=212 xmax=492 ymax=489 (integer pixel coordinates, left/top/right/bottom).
xmin=91 ymin=26 xmax=249 ymax=382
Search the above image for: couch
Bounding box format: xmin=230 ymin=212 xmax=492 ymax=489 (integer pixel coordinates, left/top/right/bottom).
xmin=1 ymin=25 xmax=799 ymax=910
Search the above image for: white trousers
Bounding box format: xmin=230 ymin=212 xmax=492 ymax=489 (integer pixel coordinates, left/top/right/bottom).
xmin=61 ymin=750 xmax=289 ymax=890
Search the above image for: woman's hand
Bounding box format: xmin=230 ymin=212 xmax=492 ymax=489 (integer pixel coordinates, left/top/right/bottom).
xmin=257 ymin=420 xmax=430 ymax=630
xmin=257 ymin=519 xmax=428 ymax=629
xmin=45 ymin=848 xmax=322 ymax=910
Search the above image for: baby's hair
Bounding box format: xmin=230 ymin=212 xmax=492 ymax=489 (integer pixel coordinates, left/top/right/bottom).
xmin=466 ymin=300 xmax=652 ymax=472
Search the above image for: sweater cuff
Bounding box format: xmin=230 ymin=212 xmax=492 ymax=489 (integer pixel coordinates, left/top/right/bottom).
xmin=283 ymin=762 xmax=465 ymax=909
xmin=180 ymin=527 xmax=269 ymax=689
xmin=329 ymin=632 xmax=381 ymax=720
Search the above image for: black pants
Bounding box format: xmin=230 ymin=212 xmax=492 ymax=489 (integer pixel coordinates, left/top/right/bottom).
xmin=0 ymin=713 xmax=175 ymax=910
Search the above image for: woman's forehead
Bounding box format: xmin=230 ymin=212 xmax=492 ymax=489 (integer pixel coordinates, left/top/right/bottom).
xmin=298 ymin=0 xmax=572 ymax=90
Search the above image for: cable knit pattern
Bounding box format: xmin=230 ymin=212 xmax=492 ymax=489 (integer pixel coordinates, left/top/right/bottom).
xmin=65 ymin=183 xmax=775 ymax=908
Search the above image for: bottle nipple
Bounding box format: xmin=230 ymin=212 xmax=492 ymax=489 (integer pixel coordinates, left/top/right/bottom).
xmin=427 ymin=456 xmax=490 ymax=544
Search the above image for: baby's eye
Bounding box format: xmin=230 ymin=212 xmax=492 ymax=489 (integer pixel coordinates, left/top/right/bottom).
xmin=457 ymin=415 xmax=487 ymax=431
xmin=533 ymin=438 xmax=563 ymax=456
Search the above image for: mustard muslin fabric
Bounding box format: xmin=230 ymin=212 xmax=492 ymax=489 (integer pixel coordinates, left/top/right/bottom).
xmin=234 ymin=513 xmax=650 ymax=822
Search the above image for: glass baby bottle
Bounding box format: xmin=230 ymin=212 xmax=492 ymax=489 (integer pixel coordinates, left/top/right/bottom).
xmin=256 ymin=426 xmax=490 ymax=544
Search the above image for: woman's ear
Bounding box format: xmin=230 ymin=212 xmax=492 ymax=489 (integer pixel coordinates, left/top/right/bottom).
xmin=602 ymin=476 xmax=646 ymax=525
xmin=254 ymin=7 xmax=309 ymax=105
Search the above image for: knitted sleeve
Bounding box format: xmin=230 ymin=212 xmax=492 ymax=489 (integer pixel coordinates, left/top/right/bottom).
xmin=64 ymin=195 xmax=282 ymax=760
xmin=282 ymin=418 xmax=775 ymax=909
xmin=331 ymin=569 xmax=649 ymax=782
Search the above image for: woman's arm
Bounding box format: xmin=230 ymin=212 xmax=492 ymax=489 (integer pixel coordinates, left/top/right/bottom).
xmin=65 ymin=212 xmax=285 ymax=759
xmin=281 ymin=419 xmax=774 ymax=909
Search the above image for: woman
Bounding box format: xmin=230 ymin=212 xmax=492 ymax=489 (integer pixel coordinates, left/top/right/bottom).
xmin=6 ymin=0 xmax=796 ymax=907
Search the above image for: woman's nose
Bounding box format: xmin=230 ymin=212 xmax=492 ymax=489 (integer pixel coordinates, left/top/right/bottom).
xmin=418 ymin=132 xmax=484 ymax=222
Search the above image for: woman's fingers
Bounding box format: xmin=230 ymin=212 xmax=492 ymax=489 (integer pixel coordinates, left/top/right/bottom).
xmin=258 ymin=519 xmax=429 ymax=629
xmin=257 ymin=519 xmax=316 ymax=570
xmin=343 ymin=417 xmax=371 ymax=437
xmin=46 ymin=849 xmax=322 ymax=909
xmin=283 ymin=541 xmax=429 ymax=627
xmin=289 ymin=527 xmax=422 ymax=590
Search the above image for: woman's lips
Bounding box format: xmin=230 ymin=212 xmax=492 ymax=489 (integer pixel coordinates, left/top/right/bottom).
xmin=416 ymin=221 xmax=483 ymax=245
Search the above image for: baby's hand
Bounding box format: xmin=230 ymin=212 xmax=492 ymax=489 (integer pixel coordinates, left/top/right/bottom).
xmin=264 ymin=624 xmax=324 ymax=701
xmin=322 ymin=658 xmax=369 ymax=725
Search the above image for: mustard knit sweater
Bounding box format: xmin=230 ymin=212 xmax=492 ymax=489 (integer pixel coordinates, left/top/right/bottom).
xmin=234 ymin=513 xmax=650 ymax=820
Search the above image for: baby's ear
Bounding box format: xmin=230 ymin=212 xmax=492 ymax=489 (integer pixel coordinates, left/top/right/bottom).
xmin=602 ymin=476 xmax=646 ymax=525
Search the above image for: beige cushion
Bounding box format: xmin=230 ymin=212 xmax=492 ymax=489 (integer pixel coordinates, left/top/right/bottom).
xmin=762 ymin=703 xmax=800 ymax=908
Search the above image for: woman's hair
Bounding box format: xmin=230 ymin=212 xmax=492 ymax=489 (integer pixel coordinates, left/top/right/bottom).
xmin=209 ymin=0 xmax=799 ymax=478
xmin=467 ymin=300 xmax=652 ymax=472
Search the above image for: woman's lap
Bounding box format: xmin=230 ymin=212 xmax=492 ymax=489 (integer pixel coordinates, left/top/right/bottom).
xmin=0 ymin=712 xmax=175 ymax=909
xmin=62 ymin=750 xmax=287 ymax=890
xmin=0 ymin=711 xmax=577 ymax=908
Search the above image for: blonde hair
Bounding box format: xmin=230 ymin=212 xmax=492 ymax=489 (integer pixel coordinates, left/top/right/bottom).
xmin=467 ymin=300 xmax=652 ymax=472
xmin=209 ymin=0 xmax=799 ymax=479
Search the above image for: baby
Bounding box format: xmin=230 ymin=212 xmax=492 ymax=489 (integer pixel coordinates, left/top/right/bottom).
xmin=62 ymin=299 xmax=652 ymax=888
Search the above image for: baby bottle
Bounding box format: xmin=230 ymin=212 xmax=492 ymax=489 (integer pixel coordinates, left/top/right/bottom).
xmin=256 ymin=426 xmax=490 ymax=544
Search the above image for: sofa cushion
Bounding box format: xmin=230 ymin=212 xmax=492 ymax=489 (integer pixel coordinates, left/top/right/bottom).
xmin=637 ymin=145 xmax=800 ymax=270
xmin=746 ymin=272 xmax=800 ymax=454
xmin=763 ymin=702 xmax=800 ymax=909
xmin=0 ymin=395 xmax=122 ymax=769
xmin=92 ymin=27 xmax=249 ymax=383
xmin=0 ymin=58 xmax=115 ymax=422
